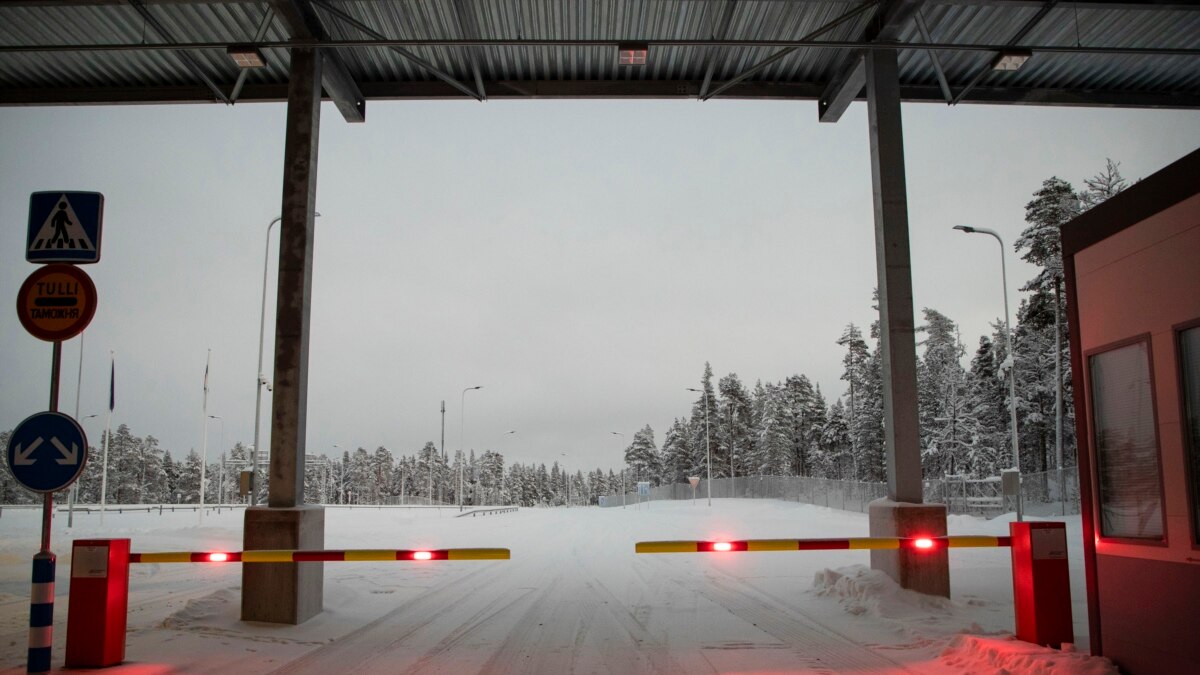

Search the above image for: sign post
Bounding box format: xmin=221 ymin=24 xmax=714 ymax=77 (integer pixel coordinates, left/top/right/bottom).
xmin=688 ymin=476 xmax=700 ymax=506
xmin=10 ymin=189 xmax=103 ymax=674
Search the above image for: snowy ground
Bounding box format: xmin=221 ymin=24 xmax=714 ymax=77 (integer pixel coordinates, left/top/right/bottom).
xmin=0 ymin=500 xmax=1114 ymax=674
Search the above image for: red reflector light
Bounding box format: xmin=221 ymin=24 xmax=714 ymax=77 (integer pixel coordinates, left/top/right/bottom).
xmin=698 ymin=541 xmax=748 ymax=552
xmin=413 ymin=551 xmax=433 ymax=561
xmin=207 ymin=553 xmax=230 ymax=562
xmin=914 ymin=538 xmax=934 ymax=549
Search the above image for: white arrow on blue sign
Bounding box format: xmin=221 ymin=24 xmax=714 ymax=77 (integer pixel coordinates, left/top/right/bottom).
xmin=5 ymin=411 xmax=89 ymax=493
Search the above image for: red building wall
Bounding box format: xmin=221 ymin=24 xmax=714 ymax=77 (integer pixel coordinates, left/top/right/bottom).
xmin=1063 ymin=149 xmax=1200 ymax=673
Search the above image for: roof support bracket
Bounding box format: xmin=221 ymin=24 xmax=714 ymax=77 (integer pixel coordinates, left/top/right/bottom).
xmin=268 ymin=0 xmax=365 ymax=122
xmin=817 ymin=0 xmax=922 ymax=123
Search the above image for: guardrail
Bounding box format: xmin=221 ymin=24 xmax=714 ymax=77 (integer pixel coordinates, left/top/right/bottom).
xmin=455 ymin=507 xmax=519 ymax=518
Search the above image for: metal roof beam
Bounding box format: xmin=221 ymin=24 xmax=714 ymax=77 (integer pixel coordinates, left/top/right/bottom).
xmin=268 ymin=0 xmax=365 ymax=122
xmin=914 ymin=8 xmax=953 ymax=103
xmin=7 ymin=81 xmax=1197 ymax=109
xmin=950 ymin=0 xmax=1057 ymax=105
xmin=698 ymin=0 xmax=740 ymax=100
xmin=311 ymin=0 xmax=482 ymax=102
xmin=452 ymin=0 xmax=487 ymax=100
xmin=819 ymin=0 xmax=922 ymax=123
xmin=127 ymin=0 xmax=229 ymax=104
xmin=703 ymin=0 xmax=879 ymax=101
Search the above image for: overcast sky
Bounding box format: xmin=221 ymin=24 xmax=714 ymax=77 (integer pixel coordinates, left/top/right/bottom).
xmin=1 ymin=99 xmax=1197 ymax=473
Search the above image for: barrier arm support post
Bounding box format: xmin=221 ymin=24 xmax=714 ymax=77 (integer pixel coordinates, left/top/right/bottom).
xmin=1009 ymin=521 xmax=1073 ymax=648
xmin=66 ymin=539 xmax=130 ymax=668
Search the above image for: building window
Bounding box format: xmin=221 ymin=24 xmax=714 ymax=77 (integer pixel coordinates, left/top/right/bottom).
xmin=1179 ymin=326 xmax=1200 ymax=544
xmin=1089 ymin=340 xmax=1164 ymax=540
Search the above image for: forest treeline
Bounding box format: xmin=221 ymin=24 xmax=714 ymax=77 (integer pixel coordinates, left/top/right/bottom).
xmin=1 ymin=162 xmax=1127 ymax=507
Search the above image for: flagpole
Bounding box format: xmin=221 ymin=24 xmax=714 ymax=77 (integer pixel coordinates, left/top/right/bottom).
xmin=68 ymin=332 xmax=84 ymax=528
xmin=99 ymin=351 xmax=113 ymax=526
xmin=199 ymin=349 xmax=211 ymax=524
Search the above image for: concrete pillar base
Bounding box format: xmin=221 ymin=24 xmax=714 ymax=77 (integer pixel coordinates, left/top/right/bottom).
xmin=241 ymin=505 xmax=325 ymax=624
xmin=868 ymin=498 xmax=950 ymax=598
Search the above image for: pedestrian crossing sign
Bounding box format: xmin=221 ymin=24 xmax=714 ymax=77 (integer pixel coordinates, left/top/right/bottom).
xmin=27 ymin=191 xmax=104 ymax=264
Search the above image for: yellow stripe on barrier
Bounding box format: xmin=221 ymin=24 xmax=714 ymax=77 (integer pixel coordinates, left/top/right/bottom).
xmin=447 ymin=548 xmax=510 ymax=560
xmin=847 ymin=537 xmax=900 ymax=550
xmin=746 ymin=539 xmax=801 ymax=552
xmin=635 ymin=541 xmax=699 ymax=554
xmin=344 ymin=550 xmax=399 ymax=562
xmin=241 ymin=550 xmax=297 ymax=563
xmin=134 ymin=552 xmax=193 ymax=563
xmin=946 ymin=536 xmax=1002 ymax=548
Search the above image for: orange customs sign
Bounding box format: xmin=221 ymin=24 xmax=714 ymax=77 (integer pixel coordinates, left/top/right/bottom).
xmin=16 ymin=264 xmax=97 ymax=342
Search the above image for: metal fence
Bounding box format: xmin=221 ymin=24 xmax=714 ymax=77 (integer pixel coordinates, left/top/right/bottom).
xmin=599 ymin=466 xmax=1081 ymax=518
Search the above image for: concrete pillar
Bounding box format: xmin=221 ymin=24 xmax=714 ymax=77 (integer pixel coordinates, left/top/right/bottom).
xmin=242 ymin=46 xmax=325 ymax=624
xmin=863 ymin=47 xmax=949 ymax=596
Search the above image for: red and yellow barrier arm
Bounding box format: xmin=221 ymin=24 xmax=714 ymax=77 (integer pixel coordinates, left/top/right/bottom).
xmin=130 ymin=548 xmax=510 ymax=563
xmin=635 ymin=536 xmax=1010 ymax=554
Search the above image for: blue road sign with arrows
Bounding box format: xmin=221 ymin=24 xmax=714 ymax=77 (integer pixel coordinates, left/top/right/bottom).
xmin=27 ymin=191 xmax=104 ymax=264
xmin=5 ymin=412 xmax=89 ymax=493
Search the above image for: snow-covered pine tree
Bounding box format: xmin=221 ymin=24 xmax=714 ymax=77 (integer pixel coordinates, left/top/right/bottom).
xmin=717 ymin=373 xmax=752 ymax=479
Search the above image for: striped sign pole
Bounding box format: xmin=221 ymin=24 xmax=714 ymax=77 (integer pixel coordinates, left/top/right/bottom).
xmin=28 ymin=551 xmax=55 ymax=673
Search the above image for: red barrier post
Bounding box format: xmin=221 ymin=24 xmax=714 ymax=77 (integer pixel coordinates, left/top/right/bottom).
xmin=1009 ymin=522 xmax=1073 ymax=648
xmin=66 ymin=538 xmax=130 ymax=667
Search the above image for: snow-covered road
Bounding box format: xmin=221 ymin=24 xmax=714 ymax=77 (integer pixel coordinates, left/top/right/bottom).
xmin=1 ymin=500 xmax=1110 ymax=673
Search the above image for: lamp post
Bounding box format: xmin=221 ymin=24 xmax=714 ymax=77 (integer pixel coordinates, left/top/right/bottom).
xmin=953 ymin=225 xmax=1022 ymax=520
xmin=491 ymin=430 xmax=515 ymax=505
xmin=687 ymin=387 xmax=712 ymax=506
xmin=208 ymin=415 xmax=224 ymax=509
xmin=459 ymin=386 xmax=482 ymax=511
xmin=611 ymin=431 xmax=625 ymax=509
xmin=253 ymin=212 xmax=319 ymax=507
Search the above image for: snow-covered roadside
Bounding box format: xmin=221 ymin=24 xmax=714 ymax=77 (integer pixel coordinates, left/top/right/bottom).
xmin=1 ymin=500 xmax=1113 ymax=673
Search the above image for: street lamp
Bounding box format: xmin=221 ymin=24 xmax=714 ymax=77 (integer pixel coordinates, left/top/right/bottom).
xmin=611 ymin=431 xmax=625 ymax=509
xmin=459 ymin=386 xmax=482 ymax=511
xmin=687 ymin=387 xmax=712 ymax=506
xmin=953 ymin=225 xmax=1022 ymax=520
xmin=208 ymin=415 xmax=224 ymax=508
xmin=253 ymin=212 xmax=319 ymax=507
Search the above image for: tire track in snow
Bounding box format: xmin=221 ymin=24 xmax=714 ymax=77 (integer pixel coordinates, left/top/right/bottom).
xmin=631 ymin=555 xmax=913 ymax=673
xmin=268 ymin=562 xmax=506 ymax=674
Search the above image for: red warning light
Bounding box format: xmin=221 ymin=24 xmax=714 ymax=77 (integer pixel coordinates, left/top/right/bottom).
xmin=207 ymin=552 xmax=230 ymax=562
xmin=697 ymin=541 xmax=748 ymax=553
xmin=413 ymin=551 xmax=433 ymax=561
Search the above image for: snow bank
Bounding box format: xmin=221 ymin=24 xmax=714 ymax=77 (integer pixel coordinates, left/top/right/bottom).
xmin=940 ymin=635 xmax=1118 ymax=674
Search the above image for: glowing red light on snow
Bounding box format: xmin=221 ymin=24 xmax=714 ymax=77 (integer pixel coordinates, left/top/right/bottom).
xmin=713 ymin=542 xmax=733 ymax=552
xmin=207 ymin=552 xmax=230 ymax=562
xmin=413 ymin=551 xmax=433 ymax=561
xmin=913 ymin=538 xmax=935 ymax=551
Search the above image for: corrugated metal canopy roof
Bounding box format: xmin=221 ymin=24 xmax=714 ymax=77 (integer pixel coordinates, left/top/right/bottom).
xmin=1 ymin=0 xmax=1198 ymax=118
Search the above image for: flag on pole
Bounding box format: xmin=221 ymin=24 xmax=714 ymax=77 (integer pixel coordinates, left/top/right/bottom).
xmin=203 ymin=353 xmax=210 ymax=398
xmin=108 ymin=355 xmax=115 ymax=412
